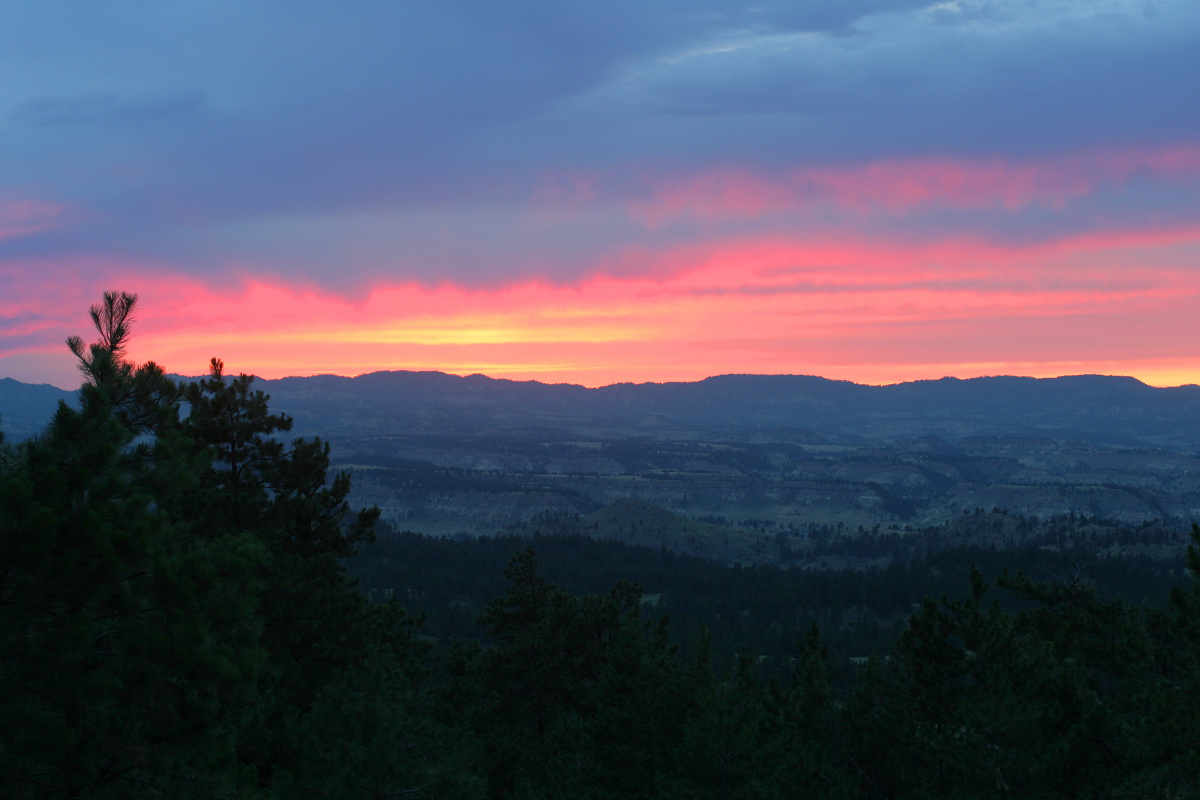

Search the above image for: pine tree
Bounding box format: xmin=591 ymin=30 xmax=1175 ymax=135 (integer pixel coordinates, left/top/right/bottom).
xmin=775 ymin=623 xmax=854 ymax=799
xmin=662 ymin=657 xmax=783 ymax=800
xmin=0 ymin=295 xmax=263 ymax=798
xmin=1148 ymin=523 xmax=1200 ymax=794
xmin=580 ymin=614 xmax=689 ymax=800
xmin=182 ymin=356 xmax=291 ymax=535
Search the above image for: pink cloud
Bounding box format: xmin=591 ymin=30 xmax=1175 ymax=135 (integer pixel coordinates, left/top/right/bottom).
xmin=4 ymin=217 xmax=1200 ymax=390
xmin=625 ymin=144 xmax=1200 ymax=224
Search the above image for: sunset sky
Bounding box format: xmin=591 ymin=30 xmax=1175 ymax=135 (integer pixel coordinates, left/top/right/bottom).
xmin=2 ymin=0 xmax=1199 ymax=389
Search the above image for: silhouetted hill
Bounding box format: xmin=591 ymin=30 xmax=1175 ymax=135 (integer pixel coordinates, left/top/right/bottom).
xmin=0 ymin=378 xmax=75 ymax=441
xmin=9 ymin=371 xmax=1200 ymax=450
xmin=249 ymin=371 xmax=1200 ymax=452
xmin=7 ymin=369 xmax=1200 ymax=536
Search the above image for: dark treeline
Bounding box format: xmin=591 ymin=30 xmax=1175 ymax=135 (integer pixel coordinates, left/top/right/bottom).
xmin=5 ymin=293 xmax=1200 ymax=799
xmin=349 ymin=521 xmax=1190 ymax=683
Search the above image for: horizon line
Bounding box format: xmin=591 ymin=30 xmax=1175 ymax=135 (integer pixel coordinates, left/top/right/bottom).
xmin=11 ymin=368 xmax=1198 ymax=393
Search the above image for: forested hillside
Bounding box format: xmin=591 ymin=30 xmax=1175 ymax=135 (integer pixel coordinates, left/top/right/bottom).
xmin=9 ymin=361 xmax=1200 ymax=531
xmin=4 ymin=294 xmax=1200 ymax=799
xmin=349 ymin=516 xmax=1195 ymax=680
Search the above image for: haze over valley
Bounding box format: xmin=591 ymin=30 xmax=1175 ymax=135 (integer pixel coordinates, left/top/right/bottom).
xmin=7 ymin=369 xmax=1200 ymax=564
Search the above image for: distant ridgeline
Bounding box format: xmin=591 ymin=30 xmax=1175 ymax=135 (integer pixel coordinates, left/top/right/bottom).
xmin=0 ymin=377 xmax=76 ymax=441
xmin=247 ymin=370 xmax=1200 ymax=451
xmin=6 ymin=370 xmax=1200 ymax=449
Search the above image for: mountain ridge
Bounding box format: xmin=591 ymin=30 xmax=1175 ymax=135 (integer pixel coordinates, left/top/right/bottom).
xmin=4 ymin=370 xmax=1199 ymax=450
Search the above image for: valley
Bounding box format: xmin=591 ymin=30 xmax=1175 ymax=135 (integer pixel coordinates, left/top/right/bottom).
xmin=7 ymin=370 xmax=1199 ymax=559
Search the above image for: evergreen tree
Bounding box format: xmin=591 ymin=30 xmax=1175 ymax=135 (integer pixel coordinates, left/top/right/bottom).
xmin=182 ymin=356 xmax=291 ymax=535
xmin=66 ymin=291 xmax=181 ymax=438
xmin=579 ymin=614 xmax=690 ymax=800
xmin=0 ymin=295 xmax=262 ymax=798
xmin=177 ymin=350 xmax=450 ymax=795
xmin=775 ymin=623 xmax=854 ymax=799
xmin=1 ymin=293 xmax=452 ymax=798
xmin=661 ymin=656 xmax=783 ymax=800
xmin=1145 ymin=522 xmax=1200 ymax=796
xmin=447 ymin=547 xmax=676 ymax=798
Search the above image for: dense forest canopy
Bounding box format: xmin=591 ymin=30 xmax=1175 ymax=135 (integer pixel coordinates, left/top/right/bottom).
xmin=3 ymin=293 xmax=1200 ymax=799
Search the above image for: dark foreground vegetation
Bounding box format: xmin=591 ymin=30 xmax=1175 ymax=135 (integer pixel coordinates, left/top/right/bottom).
xmin=348 ymin=518 xmax=1193 ymax=686
xmin=4 ymin=293 xmax=1200 ymax=799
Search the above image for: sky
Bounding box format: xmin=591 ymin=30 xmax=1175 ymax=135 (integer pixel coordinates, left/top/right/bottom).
xmin=2 ymin=0 xmax=1200 ymax=390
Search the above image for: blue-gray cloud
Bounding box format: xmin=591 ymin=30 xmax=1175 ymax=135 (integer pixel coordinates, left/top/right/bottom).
xmin=10 ymin=89 xmax=206 ymax=127
xmin=0 ymin=0 xmax=1197 ymax=289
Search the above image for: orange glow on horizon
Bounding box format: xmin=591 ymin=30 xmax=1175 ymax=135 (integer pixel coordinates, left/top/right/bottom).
xmin=4 ymin=213 xmax=1200 ymax=392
